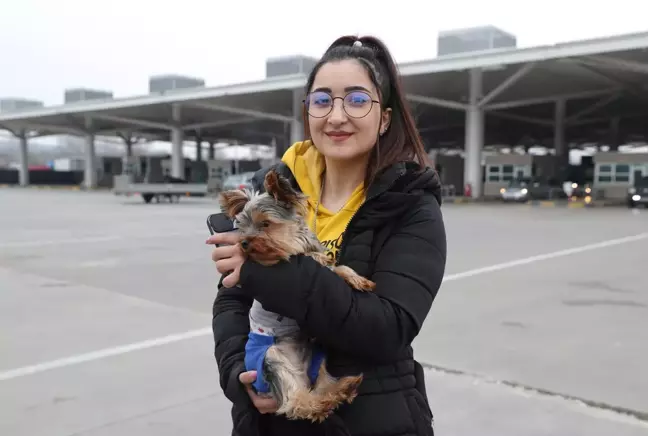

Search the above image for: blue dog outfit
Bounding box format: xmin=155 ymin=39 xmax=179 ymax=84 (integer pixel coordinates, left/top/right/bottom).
xmin=244 ymin=299 xmax=325 ymax=394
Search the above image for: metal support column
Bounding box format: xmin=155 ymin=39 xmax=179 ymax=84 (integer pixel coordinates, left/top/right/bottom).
xmin=18 ymin=132 xmax=29 ymax=187
xmin=464 ymin=68 xmax=484 ymax=199
xmin=208 ymin=141 xmax=215 ymax=160
xmin=84 ymin=133 xmax=97 ymax=189
xmin=170 ymin=104 xmax=184 ymax=179
xmin=124 ymin=137 xmax=133 ymax=157
xmin=554 ymin=98 xmax=567 ymax=160
xmin=83 ymin=117 xmax=97 ymax=189
xmin=290 ymin=89 xmax=304 ymax=146
xmin=195 ymin=130 xmax=203 ymax=162
xmin=608 ymin=117 xmax=620 ymax=151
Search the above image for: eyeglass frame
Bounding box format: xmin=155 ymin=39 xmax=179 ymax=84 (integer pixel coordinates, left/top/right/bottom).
xmin=302 ymin=90 xmax=381 ymax=119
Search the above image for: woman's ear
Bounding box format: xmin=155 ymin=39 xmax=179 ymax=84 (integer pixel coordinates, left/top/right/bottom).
xmin=380 ymin=108 xmax=392 ymax=135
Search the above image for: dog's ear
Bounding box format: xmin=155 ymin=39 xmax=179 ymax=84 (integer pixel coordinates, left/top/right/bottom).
xmin=264 ymin=170 xmax=305 ymax=209
xmin=219 ymin=189 xmax=250 ymax=218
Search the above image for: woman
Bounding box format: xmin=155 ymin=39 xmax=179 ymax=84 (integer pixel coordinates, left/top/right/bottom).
xmin=209 ymin=35 xmax=447 ymax=436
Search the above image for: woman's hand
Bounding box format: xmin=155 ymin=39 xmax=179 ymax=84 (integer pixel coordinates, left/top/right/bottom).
xmin=206 ymin=232 xmax=245 ymax=288
xmin=239 ymin=370 xmax=279 ymax=414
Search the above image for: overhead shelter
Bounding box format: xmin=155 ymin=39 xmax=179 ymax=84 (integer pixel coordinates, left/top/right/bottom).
xmin=2 ymin=31 xmax=648 ymax=196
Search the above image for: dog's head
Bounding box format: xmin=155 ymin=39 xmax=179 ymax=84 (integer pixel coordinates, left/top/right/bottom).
xmin=218 ymin=170 xmax=309 ymax=265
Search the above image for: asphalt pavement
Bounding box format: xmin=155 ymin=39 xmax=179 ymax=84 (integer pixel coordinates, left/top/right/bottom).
xmin=1 ymin=188 xmax=647 ymax=436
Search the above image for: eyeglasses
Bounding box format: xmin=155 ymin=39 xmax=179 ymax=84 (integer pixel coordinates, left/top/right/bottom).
xmin=304 ymin=91 xmax=380 ymax=119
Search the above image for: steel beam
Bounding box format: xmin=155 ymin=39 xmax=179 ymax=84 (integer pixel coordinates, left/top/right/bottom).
xmin=418 ymin=123 xmax=464 ymax=133
xmin=3 ymin=122 xmax=83 ymax=136
xmin=488 ymin=111 xmax=553 ymax=126
xmin=89 ymin=113 xmax=172 ymax=130
xmin=582 ymin=54 xmax=648 ymax=75
xmin=406 ymin=94 xmax=467 ymax=111
xmin=483 ymin=88 xmax=620 ymax=110
xmin=569 ymin=110 xmax=648 ymax=126
xmin=185 ymin=102 xmax=293 ymax=123
xmin=183 ymin=117 xmax=256 ymax=131
xmin=565 ymin=93 xmax=622 ymax=124
xmin=478 ymin=62 xmax=537 ymax=107
xmin=0 ymin=124 xmax=19 ymax=136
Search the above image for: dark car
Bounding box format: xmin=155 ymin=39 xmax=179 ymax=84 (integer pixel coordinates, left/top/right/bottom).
xmin=627 ymin=176 xmax=648 ymax=208
xmin=500 ymin=178 xmax=566 ymax=202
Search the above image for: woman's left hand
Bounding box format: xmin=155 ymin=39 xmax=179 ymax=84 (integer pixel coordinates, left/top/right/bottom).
xmin=206 ymin=232 xmax=246 ymax=288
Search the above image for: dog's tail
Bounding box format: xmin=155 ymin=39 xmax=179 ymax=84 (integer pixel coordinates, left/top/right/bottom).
xmin=286 ymin=373 xmax=363 ymax=423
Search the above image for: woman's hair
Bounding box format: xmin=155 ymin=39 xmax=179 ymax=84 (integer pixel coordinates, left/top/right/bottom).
xmin=303 ymin=35 xmax=431 ymax=187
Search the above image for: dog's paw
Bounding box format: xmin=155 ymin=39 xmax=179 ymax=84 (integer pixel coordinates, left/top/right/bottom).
xmin=348 ymin=276 xmax=376 ymax=292
xmin=339 ymin=374 xmax=363 ymax=403
xmin=333 ymin=266 xmax=376 ymax=292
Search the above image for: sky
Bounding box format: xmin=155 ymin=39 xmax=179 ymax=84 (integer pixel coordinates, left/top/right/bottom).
xmin=2 ymin=0 xmax=648 ymax=106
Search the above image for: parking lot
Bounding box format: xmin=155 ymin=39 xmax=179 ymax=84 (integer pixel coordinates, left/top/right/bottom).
xmin=1 ymin=188 xmax=647 ymax=436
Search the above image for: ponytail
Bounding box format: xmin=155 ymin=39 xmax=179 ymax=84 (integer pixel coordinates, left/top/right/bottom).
xmin=303 ymin=35 xmax=431 ymax=187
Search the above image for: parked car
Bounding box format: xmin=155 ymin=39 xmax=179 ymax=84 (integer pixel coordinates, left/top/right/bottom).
xmin=627 ymin=176 xmax=648 ymax=208
xmin=499 ymin=179 xmax=531 ymax=202
xmin=500 ymin=178 xmax=566 ymax=202
xmin=222 ymin=172 xmax=256 ymax=191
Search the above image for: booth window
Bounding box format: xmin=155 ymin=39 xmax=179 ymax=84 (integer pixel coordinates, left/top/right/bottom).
xmin=596 ymin=163 xmax=647 ymax=184
xmin=486 ymin=164 xmax=531 ymax=182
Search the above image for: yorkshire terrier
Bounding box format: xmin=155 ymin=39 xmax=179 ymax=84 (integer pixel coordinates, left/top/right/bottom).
xmin=218 ymin=169 xmax=375 ymax=423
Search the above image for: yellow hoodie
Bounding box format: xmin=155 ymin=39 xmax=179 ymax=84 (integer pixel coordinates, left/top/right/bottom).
xmin=281 ymin=140 xmax=365 ymax=264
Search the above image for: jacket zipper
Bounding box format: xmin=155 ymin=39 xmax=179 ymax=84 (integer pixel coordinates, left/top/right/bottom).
xmin=335 ymin=174 xmax=404 ymax=266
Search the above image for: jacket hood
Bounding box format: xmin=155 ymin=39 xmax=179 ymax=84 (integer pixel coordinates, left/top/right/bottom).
xmin=280 ymin=140 xmax=330 ymax=211
xmin=259 ymin=140 xmax=442 ymax=207
xmin=368 ymin=161 xmax=442 ymax=206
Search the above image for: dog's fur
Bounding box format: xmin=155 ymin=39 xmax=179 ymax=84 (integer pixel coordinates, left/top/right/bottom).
xmin=219 ymin=169 xmax=375 ymax=422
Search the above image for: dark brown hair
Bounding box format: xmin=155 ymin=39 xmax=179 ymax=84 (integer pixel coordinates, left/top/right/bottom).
xmin=302 ymin=35 xmax=431 ymax=187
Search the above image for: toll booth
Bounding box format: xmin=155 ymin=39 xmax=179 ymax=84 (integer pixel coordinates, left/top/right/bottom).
xmin=430 ymin=153 xmax=464 ymax=196
xmin=593 ymin=152 xmax=648 ymax=200
xmin=484 ymin=154 xmax=561 ymax=197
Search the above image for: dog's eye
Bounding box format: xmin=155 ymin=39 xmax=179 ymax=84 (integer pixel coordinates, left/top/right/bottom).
xmin=260 ymin=221 xmax=270 ymax=228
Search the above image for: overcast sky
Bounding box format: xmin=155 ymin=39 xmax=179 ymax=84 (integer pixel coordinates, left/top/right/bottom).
xmin=1 ymin=0 xmax=647 ymax=106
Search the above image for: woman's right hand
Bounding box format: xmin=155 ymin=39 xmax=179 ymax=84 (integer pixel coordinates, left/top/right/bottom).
xmin=239 ymin=370 xmax=279 ymax=414
xmin=207 ymin=232 xmax=246 ymax=288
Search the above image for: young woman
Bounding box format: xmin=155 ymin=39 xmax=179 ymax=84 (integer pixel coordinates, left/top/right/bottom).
xmin=209 ymin=35 xmax=447 ymax=436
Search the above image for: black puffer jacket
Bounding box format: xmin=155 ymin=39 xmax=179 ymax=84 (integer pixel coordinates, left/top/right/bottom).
xmin=212 ymin=160 xmax=447 ymax=436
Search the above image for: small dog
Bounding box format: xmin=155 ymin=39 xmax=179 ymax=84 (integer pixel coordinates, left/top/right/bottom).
xmin=219 ymin=169 xmax=375 ymax=423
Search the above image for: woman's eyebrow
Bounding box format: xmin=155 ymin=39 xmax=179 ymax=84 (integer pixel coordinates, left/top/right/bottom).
xmin=311 ymin=85 xmax=372 ymax=93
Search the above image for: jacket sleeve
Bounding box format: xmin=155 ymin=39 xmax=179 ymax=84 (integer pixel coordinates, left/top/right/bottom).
xmin=239 ymin=195 xmax=446 ymax=362
xmin=212 ymin=281 xmax=254 ymax=405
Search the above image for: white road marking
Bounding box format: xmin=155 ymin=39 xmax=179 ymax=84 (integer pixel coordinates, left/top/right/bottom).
xmin=443 ymin=232 xmax=648 ymax=282
xmin=0 ymin=236 xmax=121 ymax=248
xmin=0 ymin=328 xmax=211 ymax=382
xmin=1 ymin=232 xmax=647 ymax=382
xmin=0 ymin=231 xmax=206 ymax=249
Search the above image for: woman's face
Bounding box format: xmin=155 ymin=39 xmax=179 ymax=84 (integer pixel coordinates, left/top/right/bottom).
xmin=306 ymin=59 xmax=391 ymax=163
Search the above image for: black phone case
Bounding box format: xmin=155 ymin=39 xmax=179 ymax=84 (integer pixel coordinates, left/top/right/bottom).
xmin=207 ymin=213 xmax=235 ymax=235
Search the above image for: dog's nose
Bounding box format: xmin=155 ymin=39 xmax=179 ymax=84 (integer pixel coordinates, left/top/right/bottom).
xmin=240 ymin=239 xmax=249 ymax=251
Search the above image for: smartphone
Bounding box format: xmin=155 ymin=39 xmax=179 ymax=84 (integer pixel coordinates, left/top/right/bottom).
xmin=207 ymin=213 xmax=237 ymax=244
xmin=207 ymin=213 xmax=239 ymax=284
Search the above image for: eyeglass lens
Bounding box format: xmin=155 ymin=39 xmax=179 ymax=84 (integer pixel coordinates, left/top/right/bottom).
xmin=305 ymin=91 xmax=374 ymax=118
